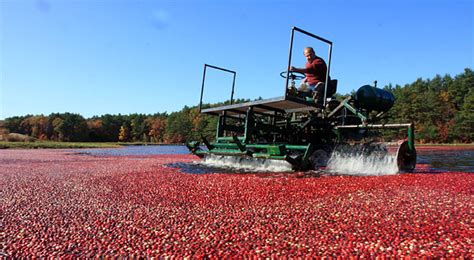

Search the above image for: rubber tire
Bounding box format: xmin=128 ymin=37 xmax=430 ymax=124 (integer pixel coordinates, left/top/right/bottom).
xmin=396 ymin=141 xmax=417 ymax=172
xmin=310 ymin=149 xmax=329 ymax=170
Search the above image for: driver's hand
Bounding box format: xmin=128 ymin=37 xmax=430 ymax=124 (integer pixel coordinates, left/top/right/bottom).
xmin=289 ymin=66 xmax=296 ymax=71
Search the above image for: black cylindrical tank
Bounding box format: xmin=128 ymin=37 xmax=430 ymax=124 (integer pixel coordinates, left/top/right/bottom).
xmin=354 ymin=85 xmax=395 ymax=112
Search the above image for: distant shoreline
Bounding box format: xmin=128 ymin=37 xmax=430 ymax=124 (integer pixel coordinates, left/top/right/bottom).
xmin=1 ymin=141 xmax=473 ymax=150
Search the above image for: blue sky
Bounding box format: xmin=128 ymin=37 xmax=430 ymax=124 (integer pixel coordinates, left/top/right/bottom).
xmin=1 ymin=0 xmax=472 ymax=119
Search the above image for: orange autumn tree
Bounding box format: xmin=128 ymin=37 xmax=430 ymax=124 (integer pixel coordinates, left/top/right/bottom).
xmin=147 ymin=117 xmax=167 ymax=143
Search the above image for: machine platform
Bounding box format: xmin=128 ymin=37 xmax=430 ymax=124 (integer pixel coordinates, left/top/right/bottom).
xmin=201 ymin=95 xmax=318 ymax=116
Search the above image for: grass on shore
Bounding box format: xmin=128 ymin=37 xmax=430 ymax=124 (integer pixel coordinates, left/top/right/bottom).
xmin=0 ymin=141 xmax=123 ymax=149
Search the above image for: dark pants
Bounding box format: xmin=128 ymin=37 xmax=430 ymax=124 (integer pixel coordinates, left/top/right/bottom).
xmin=313 ymin=81 xmax=336 ymax=104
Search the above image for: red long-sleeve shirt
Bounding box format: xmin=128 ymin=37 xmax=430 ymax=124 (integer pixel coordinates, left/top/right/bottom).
xmin=305 ymin=57 xmax=327 ymax=86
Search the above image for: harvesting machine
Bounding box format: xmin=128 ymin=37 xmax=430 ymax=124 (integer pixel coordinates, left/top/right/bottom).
xmin=187 ymin=27 xmax=416 ymax=172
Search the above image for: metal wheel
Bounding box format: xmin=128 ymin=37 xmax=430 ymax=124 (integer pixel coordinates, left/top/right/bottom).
xmin=396 ymin=140 xmax=417 ymax=172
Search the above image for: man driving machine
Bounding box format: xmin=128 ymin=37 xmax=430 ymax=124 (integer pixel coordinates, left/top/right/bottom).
xmin=289 ymin=47 xmax=330 ymax=105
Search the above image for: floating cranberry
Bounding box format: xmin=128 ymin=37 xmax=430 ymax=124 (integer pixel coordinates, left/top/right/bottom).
xmin=0 ymin=149 xmax=472 ymax=257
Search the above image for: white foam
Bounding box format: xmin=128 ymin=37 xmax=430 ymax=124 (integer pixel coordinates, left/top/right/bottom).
xmin=193 ymin=145 xmax=400 ymax=175
xmin=326 ymin=146 xmax=399 ymax=176
xmin=194 ymin=154 xmax=293 ymax=172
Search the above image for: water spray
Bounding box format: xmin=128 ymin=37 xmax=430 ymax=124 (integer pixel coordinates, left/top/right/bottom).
xmin=326 ymin=144 xmax=399 ymax=176
xmin=194 ymin=154 xmax=293 ymax=173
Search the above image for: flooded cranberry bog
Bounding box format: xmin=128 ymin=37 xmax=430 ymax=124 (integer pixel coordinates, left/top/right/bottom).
xmin=1 ymin=146 xmax=473 ymax=257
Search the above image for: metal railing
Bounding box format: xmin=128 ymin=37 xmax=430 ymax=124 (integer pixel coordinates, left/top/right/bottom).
xmin=285 ymin=27 xmax=333 ymax=107
xmin=199 ymin=64 xmax=237 ymax=113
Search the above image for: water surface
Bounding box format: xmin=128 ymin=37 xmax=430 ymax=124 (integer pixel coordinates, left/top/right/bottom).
xmin=417 ymin=149 xmax=474 ymax=173
xmin=73 ymin=145 xmax=474 ymax=173
xmin=74 ymin=145 xmax=189 ymax=156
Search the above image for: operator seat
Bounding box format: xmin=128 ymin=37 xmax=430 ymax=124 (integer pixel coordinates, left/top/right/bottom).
xmin=327 ymin=79 xmax=337 ymax=97
xmin=324 ymin=79 xmax=339 ymax=110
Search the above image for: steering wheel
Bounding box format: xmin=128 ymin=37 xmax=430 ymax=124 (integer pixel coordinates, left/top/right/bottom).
xmin=280 ymin=71 xmax=305 ymax=80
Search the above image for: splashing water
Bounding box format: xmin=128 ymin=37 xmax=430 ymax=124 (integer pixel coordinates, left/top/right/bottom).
xmin=326 ymin=144 xmax=399 ymax=176
xmin=194 ymin=154 xmax=293 ymax=172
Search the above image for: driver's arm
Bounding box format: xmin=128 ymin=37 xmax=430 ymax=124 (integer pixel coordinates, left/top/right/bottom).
xmin=289 ymin=66 xmax=307 ymax=74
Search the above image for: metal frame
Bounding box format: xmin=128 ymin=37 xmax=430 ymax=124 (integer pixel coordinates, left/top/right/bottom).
xmin=285 ymin=27 xmax=333 ymax=107
xmin=188 ymin=27 xmax=416 ymax=172
xmin=199 ymin=64 xmax=237 ymax=113
xmin=335 ymin=123 xmax=415 ymax=152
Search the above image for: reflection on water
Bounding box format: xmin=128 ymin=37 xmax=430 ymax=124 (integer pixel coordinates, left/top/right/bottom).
xmin=73 ymin=145 xmax=474 ymax=173
xmin=73 ymin=145 xmax=189 ymax=156
xmin=417 ymin=149 xmax=474 ymax=173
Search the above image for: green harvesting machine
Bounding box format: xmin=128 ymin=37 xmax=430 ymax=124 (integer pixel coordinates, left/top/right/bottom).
xmin=187 ymin=27 xmax=416 ymax=172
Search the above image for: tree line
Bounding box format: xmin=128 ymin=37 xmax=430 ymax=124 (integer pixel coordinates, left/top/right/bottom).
xmin=1 ymin=69 xmax=472 ymax=144
xmin=0 ymin=99 xmax=248 ymax=143
xmin=385 ymin=68 xmax=473 ymax=143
